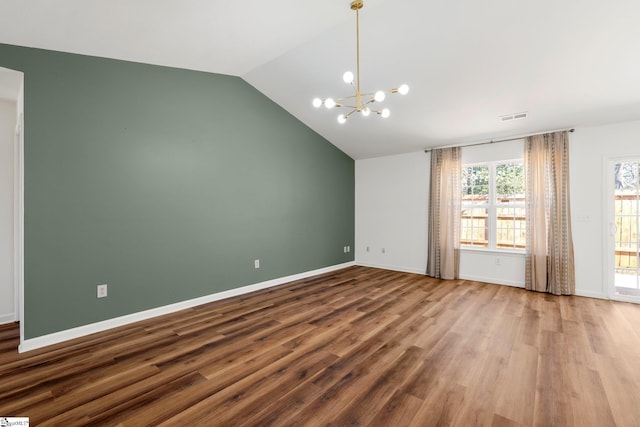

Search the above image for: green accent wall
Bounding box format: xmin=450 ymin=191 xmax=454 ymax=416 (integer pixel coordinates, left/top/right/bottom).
xmin=0 ymin=44 xmax=354 ymax=339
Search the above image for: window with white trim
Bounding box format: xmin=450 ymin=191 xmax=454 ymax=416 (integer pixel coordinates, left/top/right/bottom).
xmin=461 ymin=160 xmax=525 ymax=250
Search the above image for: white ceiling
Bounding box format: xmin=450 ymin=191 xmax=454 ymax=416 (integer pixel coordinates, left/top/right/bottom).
xmin=1 ymin=0 xmax=640 ymax=159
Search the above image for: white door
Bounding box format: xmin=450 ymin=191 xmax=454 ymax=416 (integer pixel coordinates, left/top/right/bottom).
xmin=608 ymin=158 xmax=640 ymax=302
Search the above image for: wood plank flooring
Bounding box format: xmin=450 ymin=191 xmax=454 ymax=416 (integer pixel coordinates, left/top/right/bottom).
xmin=1 ymin=266 xmax=640 ymax=426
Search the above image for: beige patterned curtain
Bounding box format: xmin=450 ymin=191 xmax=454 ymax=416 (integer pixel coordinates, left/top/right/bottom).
xmin=524 ymin=131 xmax=575 ymax=295
xmin=426 ymin=147 xmax=461 ymax=279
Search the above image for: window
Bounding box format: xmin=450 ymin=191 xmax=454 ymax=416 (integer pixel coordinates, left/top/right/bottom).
xmin=461 ymin=165 xmax=489 ymax=247
xmin=461 ymin=161 xmax=525 ymax=250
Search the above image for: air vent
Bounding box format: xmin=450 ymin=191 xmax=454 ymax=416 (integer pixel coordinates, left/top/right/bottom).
xmin=499 ymin=112 xmax=528 ymax=122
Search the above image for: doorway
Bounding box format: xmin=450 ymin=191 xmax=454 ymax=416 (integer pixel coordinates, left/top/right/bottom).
xmin=0 ymin=67 xmax=24 ymax=337
xmin=608 ymin=158 xmax=640 ymax=301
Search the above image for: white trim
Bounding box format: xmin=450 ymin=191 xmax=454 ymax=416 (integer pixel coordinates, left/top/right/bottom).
xmin=355 ymin=261 xmax=528 ymax=286
xmin=458 ymin=273 xmax=524 ymax=288
xmin=356 ymin=261 xmax=425 ymax=275
xmin=575 ymin=289 xmax=607 ymax=300
xmin=14 ymin=111 xmax=23 ymax=324
xmin=0 ymin=312 xmax=16 ymax=325
xmin=459 ymin=247 xmax=524 ymax=256
xmin=610 ymin=294 xmax=640 ymax=304
xmin=16 ymin=78 xmax=25 ymax=347
xmin=359 ymin=263 xmax=599 ymax=297
xmin=17 ymin=113 xmax=24 ymax=335
xmin=604 ymin=156 xmax=616 ymax=300
xmin=18 ymin=261 xmax=355 ymax=353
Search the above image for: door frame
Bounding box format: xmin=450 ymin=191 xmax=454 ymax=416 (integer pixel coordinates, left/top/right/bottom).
xmin=604 ymin=155 xmax=640 ymax=303
xmin=14 ymin=110 xmax=23 ymax=325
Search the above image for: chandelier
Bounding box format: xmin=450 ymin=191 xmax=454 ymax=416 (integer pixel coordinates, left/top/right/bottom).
xmin=312 ymin=0 xmax=409 ymax=124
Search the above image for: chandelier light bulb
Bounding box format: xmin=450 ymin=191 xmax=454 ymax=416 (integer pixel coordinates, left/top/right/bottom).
xmin=325 ymin=98 xmax=336 ymax=109
xmin=381 ymin=108 xmax=390 ymax=118
xmin=312 ymin=98 xmax=323 ymax=108
xmin=374 ymin=91 xmax=386 ymax=103
xmin=398 ymin=84 xmax=410 ymax=95
xmin=361 ymin=107 xmax=371 ymax=117
xmin=343 ymin=71 xmax=354 ymax=84
xmin=338 ymin=114 xmax=347 ymax=124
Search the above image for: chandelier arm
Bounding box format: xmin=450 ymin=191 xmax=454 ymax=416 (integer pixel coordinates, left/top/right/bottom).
xmin=345 ymin=108 xmax=358 ymax=118
xmin=335 ymin=95 xmax=360 ymax=101
xmin=359 ymin=91 xmax=388 ymax=97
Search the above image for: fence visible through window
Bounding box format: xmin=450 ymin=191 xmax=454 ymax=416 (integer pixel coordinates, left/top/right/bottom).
xmin=461 ymin=196 xmax=525 ymax=249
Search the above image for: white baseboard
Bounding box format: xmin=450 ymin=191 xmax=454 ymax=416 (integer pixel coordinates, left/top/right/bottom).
xmin=458 ymin=274 xmax=525 ymax=288
xmin=355 ymin=264 xmax=608 ymax=301
xmin=574 ymin=289 xmax=607 ymax=300
xmin=0 ymin=312 xmax=16 ymax=325
xmin=356 ymin=261 xmax=425 ymax=275
xmin=459 ymin=278 xmax=607 ymax=299
xmin=355 ymin=262 xmax=525 ymax=286
xmin=19 ymin=262 xmax=355 ymax=353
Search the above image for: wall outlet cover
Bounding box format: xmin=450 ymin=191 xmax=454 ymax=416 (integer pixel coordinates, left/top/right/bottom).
xmin=97 ymin=284 xmax=108 ymax=298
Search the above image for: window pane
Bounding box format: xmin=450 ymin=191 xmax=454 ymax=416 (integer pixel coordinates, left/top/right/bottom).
xmin=461 ymin=207 xmax=488 ymax=247
xmin=614 ymin=161 xmax=640 ymax=276
xmin=495 ymin=162 xmax=526 ymax=248
xmin=615 ymin=162 xmax=640 ymax=191
xmin=496 ymin=207 xmax=526 ymax=249
xmin=462 ymin=165 xmax=489 ymax=203
xmin=496 ymin=162 xmax=524 ymax=204
xmin=461 ymin=165 xmax=489 ymax=247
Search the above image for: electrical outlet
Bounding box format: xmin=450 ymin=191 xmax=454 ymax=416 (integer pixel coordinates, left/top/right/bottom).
xmin=254 ymin=259 xmax=260 ymax=269
xmin=495 ymin=257 xmax=501 ymax=266
xmin=97 ymin=284 xmax=108 ymax=298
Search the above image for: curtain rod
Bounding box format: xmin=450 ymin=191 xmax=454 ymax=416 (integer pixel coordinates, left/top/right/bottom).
xmin=423 ymin=128 xmax=575 ymax=153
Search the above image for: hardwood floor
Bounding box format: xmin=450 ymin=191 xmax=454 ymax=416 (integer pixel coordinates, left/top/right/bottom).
xmin=1 ymin=266 xmax=640 ymax=426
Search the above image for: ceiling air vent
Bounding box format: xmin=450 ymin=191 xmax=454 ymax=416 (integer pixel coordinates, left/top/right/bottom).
xmin=499 ymin=112 xmax=528 ymax=122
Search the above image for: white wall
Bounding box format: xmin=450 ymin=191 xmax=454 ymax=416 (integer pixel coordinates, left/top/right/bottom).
xmin=0 ymin=99 xmax=17 ymax=323
xmin=355 ymin=152 xmax=429 ymax=274
xmin=355 ymin=141 xmax=526 ymax=286
xmin=570 ymin=120 xmax=640 ymax=299
xmin=355 ymin=122 xmax=640 ymax=297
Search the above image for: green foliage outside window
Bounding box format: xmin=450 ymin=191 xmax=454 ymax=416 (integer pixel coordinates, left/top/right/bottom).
xmin=462 ymin=165 xmax=489 ymax=196
xmin=496 ymin=163 xmax=525 ymax=200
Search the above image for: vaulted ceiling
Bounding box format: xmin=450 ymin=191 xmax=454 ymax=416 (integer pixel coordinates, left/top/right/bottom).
xmin=2 ymin=0 xmax=640 ymax=159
